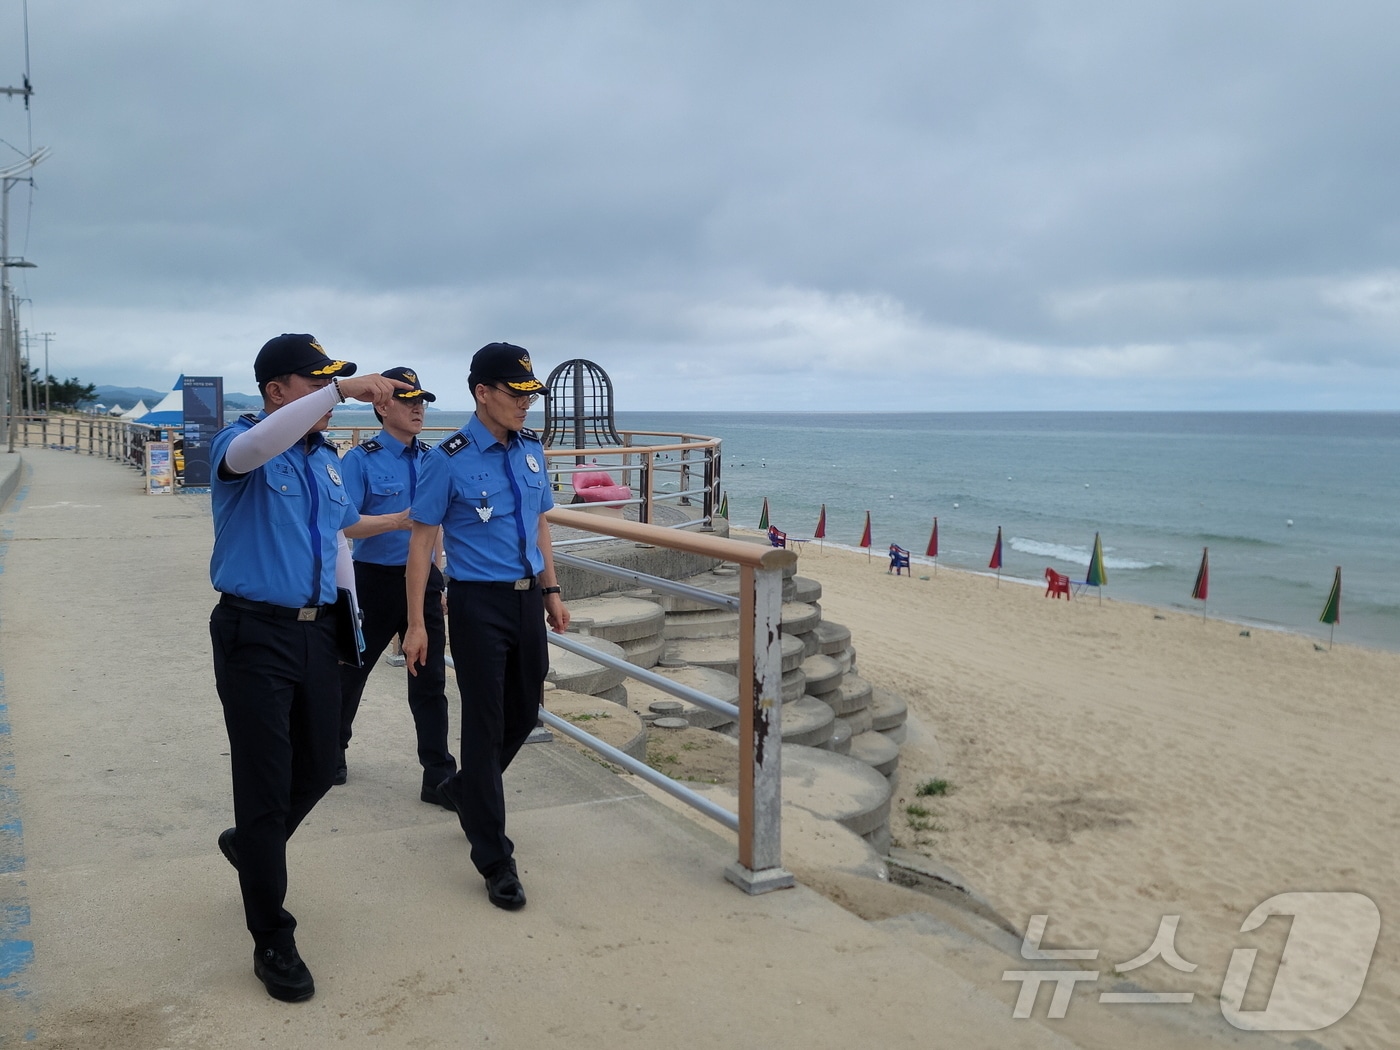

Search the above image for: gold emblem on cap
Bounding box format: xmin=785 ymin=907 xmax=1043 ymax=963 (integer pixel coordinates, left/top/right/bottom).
xmin=310 ymin=360 xmax=349 ymax=376
xmin=518 ymin=355 xmax=532 ymax=370
xmin=403 ymin=371 xmax=417 ymax=383
xmin=309 ymin=341 xmax=328 ymax=356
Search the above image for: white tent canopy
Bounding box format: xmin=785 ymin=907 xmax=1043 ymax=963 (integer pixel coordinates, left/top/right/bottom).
xmin=140 ymin=377 xmax=184 ymax=426
xmin=120 ymin=400 xmax=150 ymax=420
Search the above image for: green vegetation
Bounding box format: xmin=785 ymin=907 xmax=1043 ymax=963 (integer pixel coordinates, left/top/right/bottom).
xmin=915 ymin=778 xmax=951 ymax=797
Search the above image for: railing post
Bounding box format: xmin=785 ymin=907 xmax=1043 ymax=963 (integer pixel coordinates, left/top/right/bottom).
xmin=726 ymin=560 xmax=794 ymax=894
xmin=700 ymin=448 xmax=714 ymax=531
xmin=640 ymin=451 xmax=652 ymax=525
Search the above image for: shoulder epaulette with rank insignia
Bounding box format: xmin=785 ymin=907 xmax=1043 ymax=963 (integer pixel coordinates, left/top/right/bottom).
xmin=518 ymin=426 xmax=540 ymax=442
xmin=360 ymin=439 xmax=383 ymax=452
xmin=239 ymin=412 xmax=259 ymax=425
xmin=441 ymin=431 xmax=471 ymax=456
xmin=413 ymin=439 xmax=431 ymax=454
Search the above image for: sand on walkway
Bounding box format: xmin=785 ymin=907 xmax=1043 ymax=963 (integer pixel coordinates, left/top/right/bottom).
xmin=785 ymin=540 xmax=1398 ymax=1050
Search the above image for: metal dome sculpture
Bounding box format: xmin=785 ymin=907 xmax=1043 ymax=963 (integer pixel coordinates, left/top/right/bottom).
xmin=541 ymin=359 xmax=624 ymax=449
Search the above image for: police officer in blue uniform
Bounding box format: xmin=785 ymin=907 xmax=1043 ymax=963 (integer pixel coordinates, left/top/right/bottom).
xmin=336 ymin=366 xmax=456 ymax=802
xmin=209 ymin=334 xmax=406 ymax=1002
xmin=402 ymin=343 xmax=569 ymax=911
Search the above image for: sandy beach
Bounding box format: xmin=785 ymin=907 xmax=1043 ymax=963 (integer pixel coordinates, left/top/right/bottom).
xmin=780 ymin=539 xmax=1398 ymax=1049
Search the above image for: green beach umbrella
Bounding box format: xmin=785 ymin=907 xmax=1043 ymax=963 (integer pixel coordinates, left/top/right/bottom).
xmin=717 ymin=491 xmax=728 ymax=520
xmin=758 ymin=497 xmax=770 ymax=531
xmin=1319 ymin=565 xmax=1341 ymax=649
xmin=1086 ymin=532 xmax=1107 ymax=604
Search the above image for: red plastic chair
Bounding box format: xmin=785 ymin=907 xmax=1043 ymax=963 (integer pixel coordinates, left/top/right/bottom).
xmin=1045 ymin=567 xmax=1071 ymax=599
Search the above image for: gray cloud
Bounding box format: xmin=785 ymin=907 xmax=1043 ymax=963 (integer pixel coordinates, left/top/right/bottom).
xmin=3 ymin=0 xmax=1398 ymax=410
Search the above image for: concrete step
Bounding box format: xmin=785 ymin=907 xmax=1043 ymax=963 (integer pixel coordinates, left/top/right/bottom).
xmin=565 ymin=595 xmax=666 ymax=643
xmin=835 ymin=645 xmax=856 ymax=675
xmin=779 ymin=744 xmax=891 ymax=839
xmin=780 ymin=601 xmax=821 ymax=635
xmin=724 ymin=695 xmax=833 ymax=748
xmin=547 ymin=634 xmax=629 ymax=697
xmin=824 ymin=718 xmax=853 ymax=755
xmin=824 ymin=673 xmax=872 ymax=717
xmin=625 ymin=665 xmax=739 ymax=732
xmin=545 ymin=689 xmax=648 ymax=762
xmin=664 ymin=633 xmax=804 ymax=676
xmin=781 ymin=666 xmax=806 ymax=703
xmin=794 ymin=630 xmax=819 ymax=658
xmin=662 ymin=607 xmax=740 ymax=639
xmin=837 ymin=707 xmax=873 ymax=736
xmin=812 ymin=620 xmax=852 ymax=656
xmin=879 ymin=723 xmax=908 ymax=746
xmin=847 ymin=730 xmax=900 ymax=778
xmin=869 ymin=687 xmax=908 ymax=732
xmin=790 ymin=574 xmax=822 ymax=604
xmin=801 ymin=653 xmax=843 ymax=697
xmin=617 ymin=633 xmax=665 ymax=670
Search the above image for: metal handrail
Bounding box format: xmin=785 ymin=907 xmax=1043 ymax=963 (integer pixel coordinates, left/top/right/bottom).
xmin=544 ymin=505 xmax=795 ymax=894
xmin=550 ymin=630 xmax=739 ymax=720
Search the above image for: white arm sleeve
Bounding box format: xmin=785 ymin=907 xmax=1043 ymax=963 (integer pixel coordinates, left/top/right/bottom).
xmin=222 ymin=384 xmax=341 ymax=475
xmin=335 ymin=530 xmax=358 ymax=610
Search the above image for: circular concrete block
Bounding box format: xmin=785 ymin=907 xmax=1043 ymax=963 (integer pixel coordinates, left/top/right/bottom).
xmin=813 ymin=620 xmax=852 ymax=656
xmin=653 ymin=716 xmax=689 ymax=730
xmin=648 ymin=700 xmax=683 ymax=717
xmin=827 ymin=718 xmax=853 ymax=755
xmin=665 ymin=637 xmax=738 ymax=675
xmin=801 ymin=653 xmax=843 ymax=697
xmin=827 ymin=673 xmax=872 ymax=716
xmin=780 ymin=695 xmax=835 ymax=747
xmin=778 ymin=633 xmax=806 ymax=673
xmin=779 ymin=744 xmax=891 ymax=838
xmin=847 ymin=730 xmax=900 ymax=777
xmin=545 ymin=690 xmax=647 ymax=762
xmin=790 ymin=575 xmax=822 ymax=604
xmin=868 ymin=687 xmax=908 ymax=732
xmin=663 ymin=608 xmax=740 ymax=639
xmin=837 ymin=707 xmax=873 ymax=736
xmin=781 ymin=666 xmax=806 ymax=703
xmin=877 ymin=723 xmax=908 ymax=746
xmin=627 ymin=665 xmax=739 ymax=731
xmin=547 ymin=635 xmax=629 ymax=697
xmin=649 ymin=571 xmax=741 ymax=613
xmin=780 ymin=601 xmax=821 ymax=635
xmin=795 ymin=630 xmax=819 ymax=658
xmin=564 ymin=596 xmax=667 ymax=643
xmin=618 ymin=633 xmax=665 ymax=669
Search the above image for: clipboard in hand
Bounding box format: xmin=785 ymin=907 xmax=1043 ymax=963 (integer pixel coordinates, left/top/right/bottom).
xmin=335 ymin=587 xmax=365 ymax=667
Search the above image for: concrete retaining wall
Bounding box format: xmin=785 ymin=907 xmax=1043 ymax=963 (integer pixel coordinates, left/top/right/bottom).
xmin=0 ymin=453 xmax=21 ymax=511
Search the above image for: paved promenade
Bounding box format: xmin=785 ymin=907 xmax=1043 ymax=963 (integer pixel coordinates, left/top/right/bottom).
xmin=0 ymin=449 xmax=1295 ymax=1049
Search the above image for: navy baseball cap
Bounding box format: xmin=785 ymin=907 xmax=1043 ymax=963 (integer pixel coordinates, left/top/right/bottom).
xmin=381 ymin=366 xmax=436 ymax=402
xmin=254 ymin=333 xmax=357 ymax=386
xmin=467 ymin=342 xmax=544 ymax=394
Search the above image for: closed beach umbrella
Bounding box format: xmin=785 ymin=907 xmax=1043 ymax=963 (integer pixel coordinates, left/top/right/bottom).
xmin=1320 ymin=565 xmax=1341 ymax=649
xmin=1191 ymin=547 xmax=1209 ymax=619
xmin=989 ymin=525 xmax=1003 ymax=586
xmin=926 ymin=516 xmax=939 ymax=575
xmin=859 ymin=511 xmax=872 ymax=559
xmin=814 ymin=504 xmax=826 ymax=549
xmin=717 ymin=491 xmax=728 ymax=521
xmin=1086 ymin=531 xmax=1107 ymax=604
xmin=759 ymin=497 xmax=770 ymax=531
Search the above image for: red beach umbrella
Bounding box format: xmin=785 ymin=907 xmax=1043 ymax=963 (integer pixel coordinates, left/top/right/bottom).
xmin=1191 ymin=547 xmax=1209 ymax=619
xmin=926 ymin=516 xmax=939 ymax=575
xmin=989 ymin=525 xmax=1003 ymax=586
xmin=814 ymin=504 xmax=826 ymax=549
xmin=858 ymin=511 xmax=872 ymax=559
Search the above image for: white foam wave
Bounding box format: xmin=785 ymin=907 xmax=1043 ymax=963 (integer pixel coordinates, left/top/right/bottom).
xmin=1009 ymin=537 xmax=1158 ymax=571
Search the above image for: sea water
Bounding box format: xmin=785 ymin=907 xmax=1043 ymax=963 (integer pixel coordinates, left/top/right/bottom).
xmin=332 ymin=409 xmax=1400 ymax=653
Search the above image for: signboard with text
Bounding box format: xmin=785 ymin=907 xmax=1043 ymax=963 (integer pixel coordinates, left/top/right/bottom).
xmin=181 ymin=376 xmax=224 ymax=489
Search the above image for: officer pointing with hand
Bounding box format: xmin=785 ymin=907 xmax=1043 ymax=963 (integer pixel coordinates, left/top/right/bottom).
xmin=402 ymin=343 xmax=569 ymax=912
xmin=208 ymin=334 xmax=408 ymax=1003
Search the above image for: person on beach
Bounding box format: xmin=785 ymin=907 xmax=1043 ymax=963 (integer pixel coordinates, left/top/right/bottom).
xmin=334 ymin=366 xmax=456 ymax=803
xmin=402 ymin=343 xmax=569 ymax=911
xmin=208 ymin=334 xmax=407 ymax=1002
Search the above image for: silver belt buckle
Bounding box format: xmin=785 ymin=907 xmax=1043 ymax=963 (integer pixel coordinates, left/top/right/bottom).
xmin=297 ymin=607 xmax=318 ymax=621
xmin=513 ymin=578 xmax=531 ymax=591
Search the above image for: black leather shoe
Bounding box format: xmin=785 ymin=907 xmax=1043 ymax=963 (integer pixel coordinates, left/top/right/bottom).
xmin=484 ymin=860 xmax=526 ymax=911
xmin=332 ymin=763 xmax=347 ymax=786
xmin=218 ymin=827 xmax=239 ymax=871
xmin=253 ymin=944 xmax=315 ymax=1002
xmin=420 ymin=781 xmax=456 ymax=811
xmin=436 ymin=775 xmax=465 ymax=818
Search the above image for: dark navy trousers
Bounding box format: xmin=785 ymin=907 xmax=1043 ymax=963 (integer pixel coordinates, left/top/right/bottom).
xmin=337 ymin=561 xmax=455 ymax=789
xmin=210 ymin=601 xmax=341 ymax=951
xmin=443 ymin=580 xmax=548 ymax=876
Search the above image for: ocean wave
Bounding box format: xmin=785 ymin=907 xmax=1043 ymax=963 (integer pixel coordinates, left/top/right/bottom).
xmin=1009 ymin=536 xmax=1160 ymax=571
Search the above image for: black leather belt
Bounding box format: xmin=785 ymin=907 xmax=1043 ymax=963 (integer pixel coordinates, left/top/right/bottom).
xmin=449 ymin=576 xmax=536 ymax=591
xmin=219 ymin=594 xmax=334 ymax=621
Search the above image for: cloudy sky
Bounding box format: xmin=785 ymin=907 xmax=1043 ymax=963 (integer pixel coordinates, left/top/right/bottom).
xmin=2 ymin=1 xmax=1398 ymax=411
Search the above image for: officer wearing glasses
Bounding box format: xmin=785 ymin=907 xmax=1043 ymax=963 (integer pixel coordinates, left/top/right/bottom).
xmin=403 ymin=343 xmax=569 ymax=911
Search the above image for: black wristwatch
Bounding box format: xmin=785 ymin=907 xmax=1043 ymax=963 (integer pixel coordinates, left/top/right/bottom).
xmin=541 ymin=585 xmax=562 ymax=596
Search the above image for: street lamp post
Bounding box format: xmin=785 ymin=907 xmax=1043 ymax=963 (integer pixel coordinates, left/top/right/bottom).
xmin=1 ymin=147 xmax=49 ymax=454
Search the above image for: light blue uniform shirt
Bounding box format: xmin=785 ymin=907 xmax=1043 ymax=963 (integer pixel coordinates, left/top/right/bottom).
xmin=339 ymin=429 xmax=427 ymax=566
xmin=411 ymin=413 xmax=554 ymax=582
xmin=209 ymin=414 xmax=359 ymax=607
